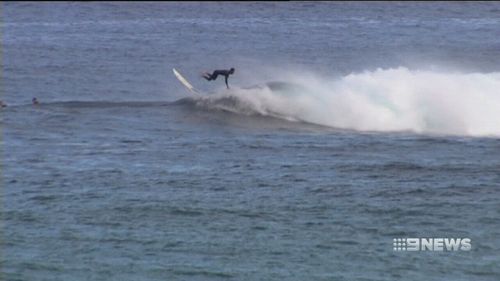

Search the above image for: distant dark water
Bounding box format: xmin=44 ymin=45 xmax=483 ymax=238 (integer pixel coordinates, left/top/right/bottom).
xmin=3 ymin=2 xmax=500 ymax=281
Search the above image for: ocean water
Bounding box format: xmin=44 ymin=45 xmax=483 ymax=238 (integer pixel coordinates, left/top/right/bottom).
xmin=2 ymin=2 xmax=500 ymax=281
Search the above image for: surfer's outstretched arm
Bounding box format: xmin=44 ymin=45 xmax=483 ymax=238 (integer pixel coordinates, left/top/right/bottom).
xmin=225 ymin=75 xmax=229 ymax=89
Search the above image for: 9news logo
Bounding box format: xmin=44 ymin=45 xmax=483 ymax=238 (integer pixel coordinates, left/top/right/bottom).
xmin=393 ymin=238 xmax=471 ymax=251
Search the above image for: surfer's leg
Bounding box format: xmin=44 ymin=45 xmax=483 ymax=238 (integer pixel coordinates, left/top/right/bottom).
xmin=203 ymin=71 xmax=218 ymax=81
xmin=202 ymin=71 xmax=220 ymax=81
xmin=209 ymin=71 xmax=219 ymax=81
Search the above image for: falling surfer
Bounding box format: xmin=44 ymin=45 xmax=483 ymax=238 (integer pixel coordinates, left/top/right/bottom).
xmin=202 ymin=68 xmax=235 ymax=89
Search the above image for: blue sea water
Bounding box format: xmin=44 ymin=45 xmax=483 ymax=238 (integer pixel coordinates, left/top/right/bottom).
xmin=2 ymin=2 xmax=500 ymax=281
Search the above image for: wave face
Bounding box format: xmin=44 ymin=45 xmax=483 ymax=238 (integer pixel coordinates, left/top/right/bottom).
xmin=188 ymin=67 xmax=500 ymax=137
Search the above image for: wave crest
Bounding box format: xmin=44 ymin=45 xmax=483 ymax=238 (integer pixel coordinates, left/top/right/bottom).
xmin=187 ymin=67 xmax=500 ymax=137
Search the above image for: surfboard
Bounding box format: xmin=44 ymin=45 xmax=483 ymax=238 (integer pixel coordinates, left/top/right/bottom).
xmin=173 ymin=68 xmax=200 ymax=95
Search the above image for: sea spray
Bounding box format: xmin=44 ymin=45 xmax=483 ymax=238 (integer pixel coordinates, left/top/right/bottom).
xmin=199 ymin=67 xmax=500 ymax=136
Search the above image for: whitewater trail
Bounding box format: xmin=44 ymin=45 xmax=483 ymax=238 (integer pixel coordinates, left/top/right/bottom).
xmin=191 ymin=67 xmax=500 ymax=137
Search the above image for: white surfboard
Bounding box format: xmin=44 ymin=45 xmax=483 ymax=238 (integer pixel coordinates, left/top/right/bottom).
xmin=173 ymin=68 xmax=201 ymax=95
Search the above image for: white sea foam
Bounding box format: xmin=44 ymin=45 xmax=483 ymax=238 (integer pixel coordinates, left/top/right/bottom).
xmin=202 ymin=67 xmax=500 ymax=136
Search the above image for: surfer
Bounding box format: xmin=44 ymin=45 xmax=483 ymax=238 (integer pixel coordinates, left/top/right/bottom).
xmin=202 ymin=68 xmax=235 ymax=89
xmin=32 ymin=97 xmax=39 ymax=105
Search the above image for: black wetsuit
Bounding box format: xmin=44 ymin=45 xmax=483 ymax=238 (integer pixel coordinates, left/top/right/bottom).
xmin=203 ymin=69 xmax=233 ymax=89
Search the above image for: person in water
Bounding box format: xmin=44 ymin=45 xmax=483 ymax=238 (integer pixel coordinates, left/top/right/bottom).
xmin=32 ymin=97 xmax=39 ymax=105
xmin=202 ymin=68 xmax=235 ymax=89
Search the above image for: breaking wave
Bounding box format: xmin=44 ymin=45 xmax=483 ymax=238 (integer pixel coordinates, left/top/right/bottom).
xmin=185 ymin=67 xmax=500 ymax=137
